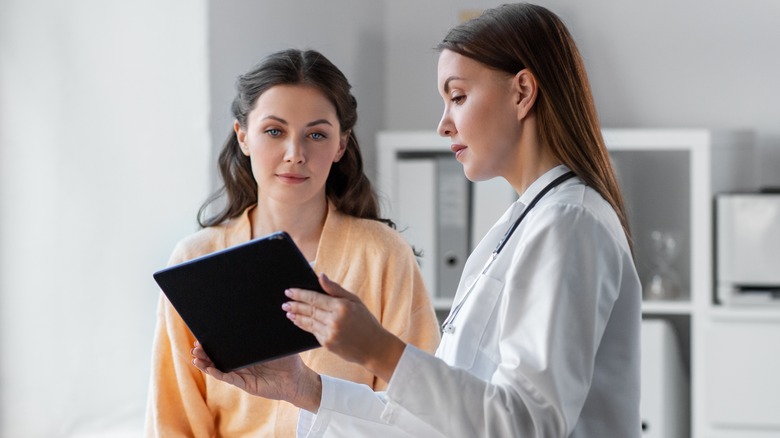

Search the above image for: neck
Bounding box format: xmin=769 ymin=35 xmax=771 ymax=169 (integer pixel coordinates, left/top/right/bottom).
xmin=509 ymin=154 xmax=562 ymax=196
xmin=504 ymin=115 xmax=561 ymax=195
xmin=250 ymin=196 xmax=329 ymax=261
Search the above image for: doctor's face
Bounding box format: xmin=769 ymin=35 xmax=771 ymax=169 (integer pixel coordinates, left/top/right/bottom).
xmin=234 ymin=84 xmax=347 ymax=207
xmin=436 ymin=50 xmax=521 ymax=182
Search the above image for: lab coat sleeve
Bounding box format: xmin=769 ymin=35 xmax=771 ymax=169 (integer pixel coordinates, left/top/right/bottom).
xmin=382 ymin=204 xmax=627 ymax=436
xmin=297 ymin=375 xmax=441 ymax=438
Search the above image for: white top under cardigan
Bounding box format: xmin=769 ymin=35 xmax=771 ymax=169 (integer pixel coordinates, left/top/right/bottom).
xmin=297 ymin=165 xmax=642 ymax=437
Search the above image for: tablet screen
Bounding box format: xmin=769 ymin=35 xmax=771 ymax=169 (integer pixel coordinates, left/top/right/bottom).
xmin=153 ymin=231 xmax=323 ymax=372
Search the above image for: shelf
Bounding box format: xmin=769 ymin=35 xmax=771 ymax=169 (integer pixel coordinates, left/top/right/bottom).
xmin=642 ymin=300 xmax=693 ymax=315
xmin=602 ymin=129 xmax=758 ymax=438
xmin=708 ymin=306 xmax=780 ymax=322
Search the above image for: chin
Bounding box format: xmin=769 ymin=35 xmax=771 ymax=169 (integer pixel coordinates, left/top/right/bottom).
xmin=461 ymin=164 xmax=478 ymax=182
xmin=463 ymin=167 xmax=493 ymax=183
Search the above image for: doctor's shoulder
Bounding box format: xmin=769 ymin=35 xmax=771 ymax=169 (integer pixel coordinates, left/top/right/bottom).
xmin=528 ymin=186 xmax=630 ymax=256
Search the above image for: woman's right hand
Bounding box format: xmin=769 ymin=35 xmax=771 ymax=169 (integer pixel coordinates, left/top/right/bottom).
xmin=191 ymin=341 xmax=322 ymax=413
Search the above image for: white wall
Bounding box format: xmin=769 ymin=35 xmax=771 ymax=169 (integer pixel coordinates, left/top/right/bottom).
xmin=0 ymin=0 xmax=210 ymax=436
xmin=383 ymin=0 xmax=780 ymax=187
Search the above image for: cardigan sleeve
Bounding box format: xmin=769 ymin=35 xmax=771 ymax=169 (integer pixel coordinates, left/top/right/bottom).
xmin=379 ymin=241 xmax=440 ymax=349
xmin=364 ymin=227 xmax=441 ymax=390
xmin=144 ymin=241 xmax=215 ymax=438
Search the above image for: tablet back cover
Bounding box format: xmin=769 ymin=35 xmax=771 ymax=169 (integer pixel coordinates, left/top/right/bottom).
xmin=153 ymin=231 xmax=323 ymax=372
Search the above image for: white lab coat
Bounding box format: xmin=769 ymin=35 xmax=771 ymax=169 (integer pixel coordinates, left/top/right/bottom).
xmin=298 ymin=165 xmax=642 ymax=437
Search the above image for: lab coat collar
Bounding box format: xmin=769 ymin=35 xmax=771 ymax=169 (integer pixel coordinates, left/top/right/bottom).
xmin=516 ymin=164 xmax=573 ymax=207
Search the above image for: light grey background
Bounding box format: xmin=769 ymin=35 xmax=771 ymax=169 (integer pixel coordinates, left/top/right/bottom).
xmin=209 ymin=0 xmax=780 ymax=186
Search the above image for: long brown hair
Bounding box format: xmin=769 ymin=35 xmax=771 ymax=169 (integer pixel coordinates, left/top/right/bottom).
xmin=437 ymin=3 xmax=632 ymax=250
xmin=198 ymin=49 xmax=392 ymax=229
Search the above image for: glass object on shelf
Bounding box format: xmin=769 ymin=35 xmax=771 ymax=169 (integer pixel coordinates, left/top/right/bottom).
xmin=643 ymin=230 xmax=683 ymax=301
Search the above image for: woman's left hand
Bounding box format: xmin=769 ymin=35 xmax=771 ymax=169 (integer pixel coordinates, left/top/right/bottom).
xmin=283 ymin=273 xmax=407 ymax=382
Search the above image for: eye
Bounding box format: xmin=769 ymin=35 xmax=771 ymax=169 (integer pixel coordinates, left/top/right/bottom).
xmin=309 ymin=132 xmax=327 ymax=141
xmin=451 ymin=94 xmax=466 ymax=104
xmin=265 ymin=128 xmax=282 ymax=137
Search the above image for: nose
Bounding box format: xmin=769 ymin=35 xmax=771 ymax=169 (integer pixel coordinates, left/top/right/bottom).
xmin=437 ymin=109 xmax=455 ymax=137
xmin=284 ymin=137 xmax=305 ymax=163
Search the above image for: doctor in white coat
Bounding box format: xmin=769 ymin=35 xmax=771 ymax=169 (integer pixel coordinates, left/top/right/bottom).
xmin=192 ymin=3 xmax=642 ymax=437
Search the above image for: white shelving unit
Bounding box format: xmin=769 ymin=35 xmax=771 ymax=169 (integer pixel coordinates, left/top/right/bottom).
xmin=605 ymin=129 xmax=780 ymax=438
xmin=378 ymin=129 xmax=780 ymax=437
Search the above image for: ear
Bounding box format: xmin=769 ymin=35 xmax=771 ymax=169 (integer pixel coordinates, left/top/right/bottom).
xmin=233 ymin=120 xmax=250 ymax=156
xmin=513 ymin=68 xmax=538 ymax=121
xmin=334 ymin=130 xmax=349 ymax=162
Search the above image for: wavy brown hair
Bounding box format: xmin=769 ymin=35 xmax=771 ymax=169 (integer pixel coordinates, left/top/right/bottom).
xmin=198 ymin=49 xmax=392 ymax=229
xmin=437 ymin=3 xmax=632 ymax=251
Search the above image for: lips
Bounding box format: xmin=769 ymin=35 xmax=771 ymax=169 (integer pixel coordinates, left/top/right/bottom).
xmin=450 ymin=144 xmax=467 ymax=159
xmin=276 ymin=173 xmax=308 ymax=184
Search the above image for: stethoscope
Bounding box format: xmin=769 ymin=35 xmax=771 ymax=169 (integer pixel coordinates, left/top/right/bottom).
xmin=441 ymin=171 xmax=576 ymax=335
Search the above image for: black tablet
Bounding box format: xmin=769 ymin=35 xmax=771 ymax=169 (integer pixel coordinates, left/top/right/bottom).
xmin=152 ymin=231 xmax=324 ymax=372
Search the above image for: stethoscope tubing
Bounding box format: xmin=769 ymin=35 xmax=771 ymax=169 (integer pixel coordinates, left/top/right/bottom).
xmin=441 ymin=171 xmax=576 ymax=334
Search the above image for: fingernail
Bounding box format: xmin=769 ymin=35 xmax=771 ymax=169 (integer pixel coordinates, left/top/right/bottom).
xmin=281 ymin=302 xmax=290 ymax=311
xmin=285 ymin=289 xmax=293 ymax=297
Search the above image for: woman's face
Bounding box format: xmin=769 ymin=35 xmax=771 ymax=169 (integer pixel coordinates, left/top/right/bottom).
xmin=436 ymin=49 xmax=521 ymax=182
xmin=235 ymin=84 xmax=347 ymax=207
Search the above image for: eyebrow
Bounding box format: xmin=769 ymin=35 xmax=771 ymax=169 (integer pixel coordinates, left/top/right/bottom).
xmin=262 ymin=115 xmax=334 ymax=127
xmin=442 ymin=76 xmax=464 ymax=94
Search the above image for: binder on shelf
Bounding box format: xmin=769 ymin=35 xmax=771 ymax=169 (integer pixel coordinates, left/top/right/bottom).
xmin=435 ymin=155 xmax=470 ymax=299
xmin=640 ymin=319 xmax=689 ymax=438
xmin=395 ymin=153 xmax=471 ymax=303
xmin=396 ymin=157 xmax=437 ymax=296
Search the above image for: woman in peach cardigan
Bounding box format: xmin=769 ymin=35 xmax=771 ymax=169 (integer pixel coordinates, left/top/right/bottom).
xmin=145 ymin=48 xmax=441 ymax=437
